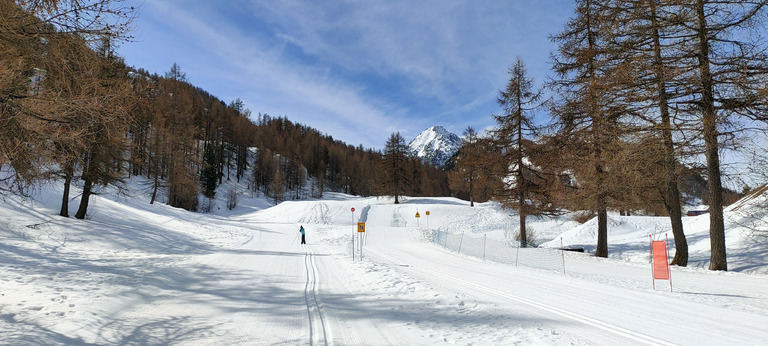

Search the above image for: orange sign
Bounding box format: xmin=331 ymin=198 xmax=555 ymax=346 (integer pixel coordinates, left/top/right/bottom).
xmin=357 ymin=222 xmax=365 ymax=232
xmin=426 ymin=211 xmax=430 ymax=216
xmin=652 ymin=241 xmax=669 ymax=280
xmin=415 ymin=212 xmax=420 ymax=218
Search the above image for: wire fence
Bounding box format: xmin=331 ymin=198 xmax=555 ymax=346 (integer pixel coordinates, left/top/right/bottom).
xmin=432 ymin=230 xmax=567 ymax=274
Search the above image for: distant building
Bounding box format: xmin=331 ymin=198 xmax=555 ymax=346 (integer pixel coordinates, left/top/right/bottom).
xmin=686 ymin=210 xmax=709 ymax=216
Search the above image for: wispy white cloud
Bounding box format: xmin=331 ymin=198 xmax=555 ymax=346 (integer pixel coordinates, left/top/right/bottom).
xmin=131 ymin=1 xmax=410 ymax=148
xmin=121 ymin=0 xmax=572 ymax=149
xmin=246 ymin=1 xmax=497 ymax=98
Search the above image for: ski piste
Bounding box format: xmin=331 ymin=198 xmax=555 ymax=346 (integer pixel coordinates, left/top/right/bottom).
xmin=2 ymin=186 xmax=767 ymax=344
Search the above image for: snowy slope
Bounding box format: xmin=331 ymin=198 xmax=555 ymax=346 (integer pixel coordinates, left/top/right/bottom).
xmin=408 ymin=125 xmax=461 ymax=167
xmin=1 ymin=181 xmax=767 ymax=344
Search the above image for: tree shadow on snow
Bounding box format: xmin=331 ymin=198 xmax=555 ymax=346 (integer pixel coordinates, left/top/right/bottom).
xmin=0 ymin=311 xmax=101 ymax=346
xmin=0 ymin=312 xmax=221 ymax=346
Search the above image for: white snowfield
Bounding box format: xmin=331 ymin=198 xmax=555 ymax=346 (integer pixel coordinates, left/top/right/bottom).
xmin=1 ymin=184 xmax=767 ymax=345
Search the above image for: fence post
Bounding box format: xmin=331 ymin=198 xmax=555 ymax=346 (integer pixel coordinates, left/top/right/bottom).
xmin=458 ymin=231 xmax=464 ymax=254
xmin=665 ymin=233 xmax=672 ymax=292
xmin=560 ymin=237 xmax=566 ymax=274
xmin=515 ymin=239 xmax=520 ymax=267
xmin=483 ymin=234 xmax=487 ymax=260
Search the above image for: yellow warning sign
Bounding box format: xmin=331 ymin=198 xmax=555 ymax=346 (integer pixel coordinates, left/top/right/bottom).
xmin=357 ymin=222 xmax=366 ymax=232
xmin=426 ymin=211 xmax=430 ymax=216
xmin=415 ymin=212 xmax=421 ymax=218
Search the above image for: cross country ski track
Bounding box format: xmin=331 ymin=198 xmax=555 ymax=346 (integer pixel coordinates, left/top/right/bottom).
xmin=359 ymin=221 xmax=768 ymax=345
xmin=302 ymin=244 xmax=331 ymax=346
xmin=366 ymin=245 xmax=674 ymax=345
xmin=232 ymin=201 xmax=767 ymax=345
xmin=6 ymin=195 xmax=765 ymax=345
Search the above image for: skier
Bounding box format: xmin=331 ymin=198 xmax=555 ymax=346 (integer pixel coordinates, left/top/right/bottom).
xmin=299 ymin=225 xmax=306 ymax=244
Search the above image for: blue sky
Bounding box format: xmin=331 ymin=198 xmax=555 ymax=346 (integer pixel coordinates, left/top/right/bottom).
xmin=118 ymin=1 xmax=574 ymax=150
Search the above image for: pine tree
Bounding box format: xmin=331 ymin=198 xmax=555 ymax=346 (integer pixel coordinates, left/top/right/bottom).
xmin=159 ymin=65 xmax=199 ymax=211
xmin=593 ymin=0 xmax=692 ymax=265
xmin=551 ymin=0 xmax=625 ymax=257
xmin=449 ymin=127 xmax=505 ymax=207
xmin=612 ymin=0 xmax=768 ymax=270
xmin=41 ymin=34 xmax=133 ymax=220
xmin=0 ymin=1 xmax=135 ymax=196
xmin=680 ymin=0 xmax=768 ymax=270
xmin=494 ymin=57 xmax=545 ymax=247
xmin=271 ymin=162 xmax=284 ymax=204
xmin=201 ymin=142 xmax=221 ymax=198
xmin=449 ymin=127 xmax=482 ymax=206
xmin=383 ymin=132 xmax=410 ymax=204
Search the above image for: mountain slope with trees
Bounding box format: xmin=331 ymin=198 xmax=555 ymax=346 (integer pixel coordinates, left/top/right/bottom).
xmin=2 ymin=0 xmax=766 ymax=273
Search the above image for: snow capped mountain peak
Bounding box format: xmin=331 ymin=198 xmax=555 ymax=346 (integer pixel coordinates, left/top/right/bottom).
xmin=408 ymin=126 xmax=461 ymax=167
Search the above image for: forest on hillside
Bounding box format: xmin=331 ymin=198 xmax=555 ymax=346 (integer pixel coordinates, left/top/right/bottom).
xmin=0 ymin=0 xmax=450 ymax=213
xmin=2 ymin=1 xmax=767 ymax=270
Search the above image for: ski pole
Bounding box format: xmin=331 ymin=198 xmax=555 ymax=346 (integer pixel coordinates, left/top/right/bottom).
xmin=292 ymin=232 xmax=300 ymax=244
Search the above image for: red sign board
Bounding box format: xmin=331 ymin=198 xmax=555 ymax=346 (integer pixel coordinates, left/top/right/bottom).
xmin=650 ymin=235 xmax=672 ymax=292
xmin=652 ymin=241 xmax=670 ymax=280
xmin=351 ymin=207 xmax=355 ymax=212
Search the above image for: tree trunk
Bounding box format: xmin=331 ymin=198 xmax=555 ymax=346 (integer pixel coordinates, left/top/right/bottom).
xmin=74 ymin=177 xmax=93 ymax=219
xmin=696 ymin=0 xmax=727 ymax=271
xmin=59 ymin=162 xmax=73 ymax=217
xmin=666 ymin=182 xmax=688 ymax=266
xmin=469 ymin=179 xmax=474 ymax=207
xmin=516 ymin=93 xmax=527 ymax=247
xmin=586 ymin=0 xmax=607 ymax=259
xmin=649 ymin=0 xmax=688 ymax=266
xmin=595 ymin=152 xmax=608 ymax=257
xmin=150 ymin=174 xmax=158 ymax=204
xmin=519 ymin=206 xmax=527 ymax=248
xmin=596 ymin=201 xmax=608 ymax=258
xmin=517 ymin=153 xmax=527 ymax=247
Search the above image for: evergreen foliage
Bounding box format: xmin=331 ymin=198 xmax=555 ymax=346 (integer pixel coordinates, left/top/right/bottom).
xmin=493 ymin=57 xmax=547 ymax=247
xmin=382 ymin=132 xmax=411 ymax=204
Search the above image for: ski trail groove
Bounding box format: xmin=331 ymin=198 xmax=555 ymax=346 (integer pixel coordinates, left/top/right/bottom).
xmin=368 ymin=247 xmax=676 ymax=346
xmin=303 ymin=244 xmax=331 ymax=346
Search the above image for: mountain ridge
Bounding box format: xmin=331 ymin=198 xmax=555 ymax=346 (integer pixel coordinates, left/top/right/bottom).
xmin=407 ymin=126 xmax=461 ymax=167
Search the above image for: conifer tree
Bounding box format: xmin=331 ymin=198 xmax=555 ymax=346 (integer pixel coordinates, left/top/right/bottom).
xmin=272 ymin=161 xmax=284 ymax=204
xmin=201 ymin=142 xmax=221 ymax=198
xmin=494 ymin=57 xmax=545 ymax=247
xmin=613 ymin=0 xmax=767 ymax=270
xmin=449 ymin=127 xmax=482 ymax=207
xmin=551 ymin=0 xmax=625 ymax=257
xmin=679 ymin=0 xmax=768 ymax=270
xmin=593 ymin=0 xmax=693 ymax=265
xmin=159 ymin=65 xmax=199 ymax=211
xmin=383 ymin=132 xmax=410 ymax=204
xmin=0 ymin=0 xmax=135 ymax=195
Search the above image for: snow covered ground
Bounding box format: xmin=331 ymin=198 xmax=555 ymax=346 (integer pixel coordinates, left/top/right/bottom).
xmin=1 ymin=179 xmax=767 ymax=345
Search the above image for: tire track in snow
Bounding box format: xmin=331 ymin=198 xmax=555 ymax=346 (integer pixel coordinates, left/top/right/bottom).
xmin=303 ymin=244 xmax=331 ymax=345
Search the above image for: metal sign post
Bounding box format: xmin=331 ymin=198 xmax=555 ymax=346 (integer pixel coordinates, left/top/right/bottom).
xmin=357 ymin=222 xmax=365 ymax=259
xmin=351 ymin=207 xmax=356 ymax=260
